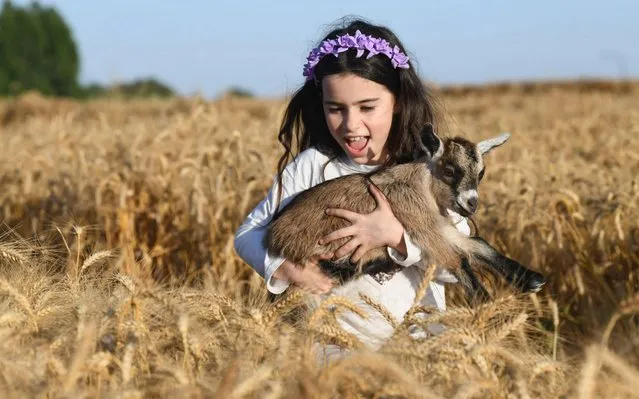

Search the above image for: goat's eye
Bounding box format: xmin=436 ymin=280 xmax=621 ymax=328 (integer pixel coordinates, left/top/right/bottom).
xmin=443 ymin=164 xmax=455 ymax=178
xmin=478 ymin=168 xmax=485 ymax=181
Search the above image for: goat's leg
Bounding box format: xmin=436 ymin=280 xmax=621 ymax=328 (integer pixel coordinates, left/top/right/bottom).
xmin=469 ymin=237 xmax=546 ymax=293
xmin=319 ymin=256 xmax=399 ymax=283
xmin=449 ymin=258 xmax=491 ymax=306
xmin=457 ymin=257 xmax=492 ymax=305
xmin=318 ymin=258 xmax=358 ymax=283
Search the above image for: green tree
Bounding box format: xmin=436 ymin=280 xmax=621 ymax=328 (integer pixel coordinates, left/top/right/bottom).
xmin=0 ymin=1 xmax=19 ymax=94
xmin=224 ymin=86 xmax=254 ymax=98
xmin=0 ymin=1 xmax=176 ymax=99
xmin=39 ymin=4 xmax=80 ymax=96
xmin=0 ymin=1 xmax=79 ymax=97
xmin=111 ymin=78 xmax=175 ymax=98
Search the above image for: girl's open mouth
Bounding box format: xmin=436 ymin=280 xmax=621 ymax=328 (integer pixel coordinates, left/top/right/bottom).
xmin=345 ymin=137 xmax=369 ymax=156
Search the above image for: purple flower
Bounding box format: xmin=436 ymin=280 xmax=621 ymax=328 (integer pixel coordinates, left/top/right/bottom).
xmin=391 ymin=45 xmax=410 ymax=68
xmin=374 ymin=39 xmax=393 ymax=58
xmin=337 ymin=34 xmax=357 ymax=48
xmin=302 ymin=32 xmax=410 ymax=80
xmin=309 ymin=47 xmax=321 ymax=59
xmin=364 ymin=36 xmax=379 ymax=56
xmin=354 ymin=31 xmax=367 ymax=46
xmin=354 ymin=30 xmax=368 ymax=57
xmin=319 ymin=39 xmax=337 ymax=55
xmin=306 ymin=48 xmax=321 ymax=67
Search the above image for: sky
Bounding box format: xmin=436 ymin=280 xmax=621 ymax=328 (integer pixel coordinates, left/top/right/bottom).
xmin=14 ymin=0 xmax=639 ymax=98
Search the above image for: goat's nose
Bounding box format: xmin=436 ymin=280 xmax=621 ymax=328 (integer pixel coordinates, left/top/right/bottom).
xmin=466 ymin=197 xmax=478 ymax=213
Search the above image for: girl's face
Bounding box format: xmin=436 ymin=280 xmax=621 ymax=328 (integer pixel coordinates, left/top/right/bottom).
xmin=321 ymin=73 xmax=396 ymax=165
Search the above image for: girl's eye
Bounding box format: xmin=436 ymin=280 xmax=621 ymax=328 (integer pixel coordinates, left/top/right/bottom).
xmin=327 ymin=107 xmax=341 ymax=113
xmin=361 ymin=106 xmax=375 ymax=112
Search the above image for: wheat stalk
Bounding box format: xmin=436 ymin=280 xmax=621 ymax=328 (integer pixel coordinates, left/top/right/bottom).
xmin=79 ymin=249 xmax=116 ymax=276
xmin=453 ymin=379 xmax=495 ymax=399
xmin=0 ymin=245 xmax=28 ymax=265
xmin=230 ymin=364 xmax=274 ymax=398
xmin=178 ymin=313 xmax=193 ymax=382
xmin=599 ymin=345 xmax=639 ymax=386
xmin=309 ymin=322 xmax=363 ymax=350
xmin=263 ymin=289 xmax=304 ymax=325
xmin=307 ymin=295 xmax=368 ymax=327
xmin=358 ymin=293 xmax=399 ymax=328
xmin=550 ymin=299 xmax=559 ymax=361
xmin=0 ymin=277 xmax=38 ymax=332
xmin=601 ymin=292 xmax=639 ymax=347
xmin=577 ymin=345 xmax=601 ymax=399
xmin=1 ymin=84 xmax=638 ymax=398
xmin=412 ymin=263 xmax=437 ymax=308
xmin=63 ymin=320 xmax=97 ymax=393
xmin=488 ymin=312 xmax=528 ymax=344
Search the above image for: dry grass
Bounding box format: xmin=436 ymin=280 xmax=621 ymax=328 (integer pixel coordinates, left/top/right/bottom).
xmin=0 ymin=80 xmax=638 ymax=397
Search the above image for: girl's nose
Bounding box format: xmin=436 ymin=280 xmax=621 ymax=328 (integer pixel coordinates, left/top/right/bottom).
xmin=343 ymin=110 xmax=360 ymax=133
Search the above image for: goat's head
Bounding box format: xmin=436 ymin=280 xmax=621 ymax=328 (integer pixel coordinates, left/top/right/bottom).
xmin=415 ymin=124 xmax=510 ymax=217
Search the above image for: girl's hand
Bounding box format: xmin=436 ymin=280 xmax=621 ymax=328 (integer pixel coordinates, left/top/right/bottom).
xmin=272 ymin=253 xmax=335 ymax=295
xmin=318 ymin=184 xmax=406 ymax=263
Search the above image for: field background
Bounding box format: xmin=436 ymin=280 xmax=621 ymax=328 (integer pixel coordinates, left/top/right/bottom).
xmin=1 ymin=80 xmax=638 ymax=398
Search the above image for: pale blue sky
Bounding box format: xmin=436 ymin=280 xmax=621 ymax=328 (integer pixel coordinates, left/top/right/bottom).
xmin=15 ymin=0 xmax=639 ymax=98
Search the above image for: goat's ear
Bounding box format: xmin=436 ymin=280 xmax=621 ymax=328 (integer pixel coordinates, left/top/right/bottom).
xmin=418 ymin=123 xmax=444 ymax=161
xmin=477 ymin=132 xmax=510 ymax=155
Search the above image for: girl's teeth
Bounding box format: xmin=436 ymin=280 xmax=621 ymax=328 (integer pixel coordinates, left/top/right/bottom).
xmin=345 ymin=136 xmax=369 ymax=152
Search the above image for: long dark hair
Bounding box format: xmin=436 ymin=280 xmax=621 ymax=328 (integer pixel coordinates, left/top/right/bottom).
xmin=274 ymin=17 xmax=443 ymax=206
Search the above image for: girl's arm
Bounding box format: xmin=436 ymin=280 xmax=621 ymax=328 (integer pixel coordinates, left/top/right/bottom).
xmin=233 ymin=195 xmax=289 ymax=294
xmin=234 ymin=173 xmax=297 ymax=294
xmin=234 ymin=150 xmax=318 ymax=294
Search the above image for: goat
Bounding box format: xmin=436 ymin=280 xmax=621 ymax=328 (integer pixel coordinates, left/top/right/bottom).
xmin=264 ymin=125 xmax=546 ymax=300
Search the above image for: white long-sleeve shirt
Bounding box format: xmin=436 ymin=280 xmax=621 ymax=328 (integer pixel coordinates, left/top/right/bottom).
xmin=234 ymin=147 xmax=470 ymax=351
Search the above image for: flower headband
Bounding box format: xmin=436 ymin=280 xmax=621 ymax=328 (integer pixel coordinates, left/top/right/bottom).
xmin=302 ymin=30 xmax=410 ymax=81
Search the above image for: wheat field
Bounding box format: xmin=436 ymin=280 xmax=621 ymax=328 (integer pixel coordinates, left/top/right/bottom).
xmin=0 ymin=81 xmax=638 ymax=398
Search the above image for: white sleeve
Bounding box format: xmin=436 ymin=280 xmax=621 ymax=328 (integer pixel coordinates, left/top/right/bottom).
xmin=233 ymin=151 xmax=316 ymax=294
xmin=387 ymin=231 xmax=422 ymax=267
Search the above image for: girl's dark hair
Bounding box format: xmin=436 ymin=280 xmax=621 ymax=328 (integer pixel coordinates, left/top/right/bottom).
xmin=274 ymin=17 xmax=443 ymax=205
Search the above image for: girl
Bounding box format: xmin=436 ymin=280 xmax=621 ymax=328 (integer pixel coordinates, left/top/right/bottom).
xmin=234 ymin=18 xmax=470 ymax=360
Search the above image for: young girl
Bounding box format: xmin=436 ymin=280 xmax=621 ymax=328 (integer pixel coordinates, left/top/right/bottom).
xmin=234 ymin=18 xmax=470 ymax=360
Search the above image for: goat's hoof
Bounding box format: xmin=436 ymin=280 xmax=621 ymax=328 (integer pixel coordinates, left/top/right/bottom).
xmin=522 ymin=271 xmax=546 ymax=293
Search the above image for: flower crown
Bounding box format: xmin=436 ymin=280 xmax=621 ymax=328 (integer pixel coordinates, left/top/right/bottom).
xmin=302 ymin=30 xmax=410 ymax=81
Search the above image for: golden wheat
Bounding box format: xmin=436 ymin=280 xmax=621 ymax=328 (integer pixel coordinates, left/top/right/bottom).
xmin=0 ymin=82 xmax=637 ymax=397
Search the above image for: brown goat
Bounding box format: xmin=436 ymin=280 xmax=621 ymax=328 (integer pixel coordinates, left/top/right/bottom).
xmin=264 ymin=125 xmax=546 ymax=298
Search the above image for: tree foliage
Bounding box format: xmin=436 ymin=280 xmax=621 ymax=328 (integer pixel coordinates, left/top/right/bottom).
xmin=224 ymin=86 xmax=255 ymax=98
xmin=84 ymin=78 xmax=175 ymax=99
xmin=0 ymin=1 xmax=175 ymax=98
xmin=0 ymin=1 xmax=79 ymax=96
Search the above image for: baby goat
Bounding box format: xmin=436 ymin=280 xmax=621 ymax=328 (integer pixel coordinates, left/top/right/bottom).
xmin=264 ymin=125 xmax=546 ymax=298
